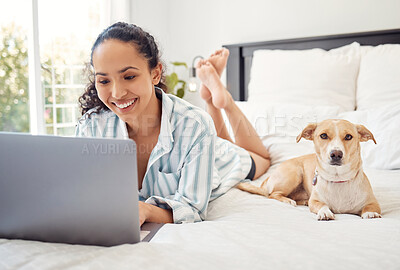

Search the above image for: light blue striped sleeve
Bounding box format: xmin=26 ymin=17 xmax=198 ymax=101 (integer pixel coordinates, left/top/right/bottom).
xmin=146 ymin=130 xmax=216 ymax=224
xmin=75 ymin=113 xmax=104 ymax=138
xmin=75 ymin=117 xmax=90 ymax=137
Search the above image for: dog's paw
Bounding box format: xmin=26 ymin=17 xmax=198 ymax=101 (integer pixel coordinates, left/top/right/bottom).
xmin=282 ymin=198 xmax=297 ymax=206
xmin=317 ymin=205 xmax=335 ymax=221
xmin=362 ymin=212 xmax=382 ymax=219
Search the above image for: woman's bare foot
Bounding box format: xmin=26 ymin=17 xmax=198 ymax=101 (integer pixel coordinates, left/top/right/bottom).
xmin=197 ymin=59 xmax=213 ymax=102
xmin=198 ymin=48 xmax=230 ymax=103
xmin=208 ymin=48 xmax=229 ymax=76
xmin=196 ymin=61 xmax=232 ymax=109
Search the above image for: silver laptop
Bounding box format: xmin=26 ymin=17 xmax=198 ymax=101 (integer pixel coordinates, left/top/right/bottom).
xmin=0 ymin=132 xmax=162 ymax=246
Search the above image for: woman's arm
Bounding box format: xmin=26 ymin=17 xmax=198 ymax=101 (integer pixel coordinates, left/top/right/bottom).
xmin=139 ymin=201 xmax=173 ymax=226
xmin=143 ymin=132 xmax=216 ymax=224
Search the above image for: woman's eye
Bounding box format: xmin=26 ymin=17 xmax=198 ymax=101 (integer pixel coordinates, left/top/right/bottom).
xmin=99 ymin=79 xmax=109 ymax=85
xmin=320 ymin=133 xmax=328 ymax=139
xmin=125 ymin=75 xmax=135 ymax=80
xmin=345 ymin=134 xmax=353 ymax=140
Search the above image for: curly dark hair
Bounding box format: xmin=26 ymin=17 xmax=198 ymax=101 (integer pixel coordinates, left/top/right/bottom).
xmin=79 ymin=22 xmax=168 ymax=117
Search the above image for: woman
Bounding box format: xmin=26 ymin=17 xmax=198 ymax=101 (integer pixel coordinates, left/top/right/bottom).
xmin=76 ymin=22 xmax=270 ymax=225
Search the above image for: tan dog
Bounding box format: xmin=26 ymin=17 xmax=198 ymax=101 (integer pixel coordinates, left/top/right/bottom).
xmin=237 ymin=119 xmax=381 ymax=220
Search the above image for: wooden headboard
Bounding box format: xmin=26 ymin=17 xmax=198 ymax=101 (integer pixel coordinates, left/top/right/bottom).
xmin=223 ymin=29 xmax=400 ymax=101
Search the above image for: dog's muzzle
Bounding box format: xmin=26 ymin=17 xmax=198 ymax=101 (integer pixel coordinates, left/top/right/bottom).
xmin=329 ymin=149 xmax=343 ymax=166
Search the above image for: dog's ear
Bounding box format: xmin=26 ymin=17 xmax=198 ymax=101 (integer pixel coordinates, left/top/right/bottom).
xmin=296 ymin=123 xmax=317 ymax=143
xmin=356 ymin=125 xmax=377 ymax=144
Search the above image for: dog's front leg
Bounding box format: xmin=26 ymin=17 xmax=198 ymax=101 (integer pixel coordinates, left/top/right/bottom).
xmin=309 ymin=198 xmax=335 ymax=221
xmin=361 ymin=202 xmax=382 ymax=219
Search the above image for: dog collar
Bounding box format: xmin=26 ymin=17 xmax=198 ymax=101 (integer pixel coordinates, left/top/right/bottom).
xmin=313 ymin=170 xmax=349 ymax=185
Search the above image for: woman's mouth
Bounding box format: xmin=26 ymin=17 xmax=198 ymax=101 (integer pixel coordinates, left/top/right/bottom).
xmin=112 ymin=98 xmax=137 ymax=112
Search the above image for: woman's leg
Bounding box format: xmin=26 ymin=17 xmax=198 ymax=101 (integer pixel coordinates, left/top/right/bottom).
xmin=197 ymin=52 xmax=270 ymax=178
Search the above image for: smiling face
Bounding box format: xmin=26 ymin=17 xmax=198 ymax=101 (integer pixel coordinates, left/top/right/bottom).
xmin=92 ymin=39 xmax=162 ymax=128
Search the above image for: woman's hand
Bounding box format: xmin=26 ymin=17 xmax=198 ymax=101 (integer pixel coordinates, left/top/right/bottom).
xmin=138 ymin=201 xmax=174 ymax=226
xmin=138 ymin=201 xmax=150 ymax=226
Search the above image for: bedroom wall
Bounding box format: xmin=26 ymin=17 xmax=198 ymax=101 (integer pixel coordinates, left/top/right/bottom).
xmin=130 ymin=0 xmax=400 ymax=105
xmin=131 ymin=0 xmax=400 ymax=65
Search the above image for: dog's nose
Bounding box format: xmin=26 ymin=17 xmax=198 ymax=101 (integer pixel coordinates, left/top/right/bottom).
xmin=330 ymin=150 xmax=343 ymax=162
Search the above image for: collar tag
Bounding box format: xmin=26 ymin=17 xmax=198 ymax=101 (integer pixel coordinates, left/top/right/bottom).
xmin=312 ymin=170 xmax=318 ymax=186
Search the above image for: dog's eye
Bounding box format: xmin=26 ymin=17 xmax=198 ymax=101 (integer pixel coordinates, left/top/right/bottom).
xmin=320 ymin=133 xmax=328 ymax=139
xmin=345 ymin=134 xmax=353 ymax=140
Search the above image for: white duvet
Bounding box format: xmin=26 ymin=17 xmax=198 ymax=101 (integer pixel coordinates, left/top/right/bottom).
xmin=1 ymin=165 xmax=400 ymax=270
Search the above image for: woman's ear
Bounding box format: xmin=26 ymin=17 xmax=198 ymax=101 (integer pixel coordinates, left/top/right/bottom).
xmin=151 ymin=62 xmax=162 ymax=85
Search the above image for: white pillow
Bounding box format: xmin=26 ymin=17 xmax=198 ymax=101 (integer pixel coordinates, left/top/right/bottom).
xmin=356 ymin=44 xmax=400 ymax=110
xmin=339 ymin=104 xmax=400 ymax=170
xmin=248 ymin=42 xmax=360 ymax=112
xmin=233 ymin=102 xmax=341 ymax=166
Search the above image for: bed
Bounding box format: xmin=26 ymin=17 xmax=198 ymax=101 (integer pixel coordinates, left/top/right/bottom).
xmin=1 ymin=29 xmax=400 ymax=270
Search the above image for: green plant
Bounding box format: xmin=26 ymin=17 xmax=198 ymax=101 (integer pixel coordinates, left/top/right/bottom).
xmin=0 ymin=23 xmax=29 ymax=132
xmin=165 ymin=61 xmax=187 ymax=98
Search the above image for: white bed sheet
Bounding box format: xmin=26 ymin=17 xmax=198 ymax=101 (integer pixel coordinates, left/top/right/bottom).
xmin=1 ymin=166 xmax=400 ymax=270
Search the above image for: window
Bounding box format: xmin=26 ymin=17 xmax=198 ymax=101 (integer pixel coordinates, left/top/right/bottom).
xmin=0 ymin=0 xmax=108 ymax=136
xmin=39 ymin=0 xmax=106 ymax=136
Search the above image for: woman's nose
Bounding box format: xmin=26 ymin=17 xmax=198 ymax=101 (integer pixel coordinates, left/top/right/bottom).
xmin=111 ymin=81 xmax=128 ymax=99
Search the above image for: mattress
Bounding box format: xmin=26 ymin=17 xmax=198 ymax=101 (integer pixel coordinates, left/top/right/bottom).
xmin=1 ymin=166 xmax=399 ymax=270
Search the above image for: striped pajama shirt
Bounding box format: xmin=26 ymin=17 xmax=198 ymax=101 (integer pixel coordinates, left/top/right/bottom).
xmin=75 ymin=88 xmax=252 ymax=223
